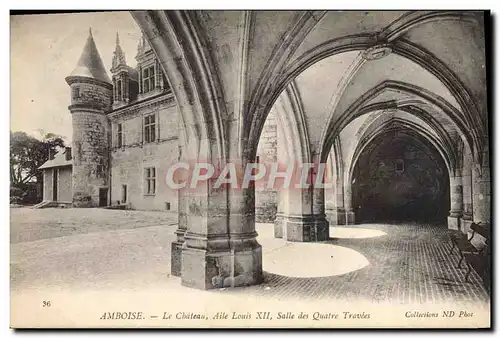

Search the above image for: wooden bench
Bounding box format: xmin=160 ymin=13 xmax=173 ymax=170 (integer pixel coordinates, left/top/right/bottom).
xmin=448 ymin=229 xmax=468 ymax=256
xmin=448 ymin=224 xmax=480 ymax=269
xmin=463 ymin=223 xmax=489 ymax=287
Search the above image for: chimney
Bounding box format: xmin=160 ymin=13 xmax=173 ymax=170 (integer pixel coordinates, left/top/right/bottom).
xmin=48 ymin=149 xmax=55 ymax=160
xmin=65 ymin=147 xmax=72 ymax=161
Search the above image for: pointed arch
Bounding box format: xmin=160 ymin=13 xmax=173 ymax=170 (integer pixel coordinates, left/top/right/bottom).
xmin=319 ymin=80 xmax=475 ymax=164
xmin=347 ymin=116 xmax=455 ymax=186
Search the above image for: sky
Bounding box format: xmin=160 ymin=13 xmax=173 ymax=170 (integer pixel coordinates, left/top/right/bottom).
xmin=10 ymin=11 xmax=143 ymax=143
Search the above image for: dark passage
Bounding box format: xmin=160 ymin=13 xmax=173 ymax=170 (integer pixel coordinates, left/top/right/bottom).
xmin=352 ymin=130 xmax=450 ymax=225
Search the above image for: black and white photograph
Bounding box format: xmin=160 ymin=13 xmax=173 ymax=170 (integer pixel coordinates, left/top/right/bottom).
xmin=9 ymin=9 xmax=491 ymax=328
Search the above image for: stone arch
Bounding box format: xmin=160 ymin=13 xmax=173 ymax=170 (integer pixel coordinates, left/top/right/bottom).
xmin=132 ymin=11 xmax=264 ymax=290
xmin=350 ymin=125 xmax=451 ymax=224
xmin=269 ymin=81 xmax=324 ymax=240
xmin=319 ymin=80 xmax=475 ymax=165
xmin=245 ymin=11 xmax=485 ymax=163
xmin=320 ymin=80 xmax=472 ymax=226
xmin=275 ymin=81 xmax=312 ymax=163
xmin=347 ymin=116 xmax=455 ymax=188
xmin=346 ymin=116 xmax=454 ymax=225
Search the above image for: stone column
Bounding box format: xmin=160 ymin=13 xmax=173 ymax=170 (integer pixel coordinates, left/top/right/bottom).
xmin=171 ymin=186 xmax=187 ymax=276
xmin=276 ymin=162 xmax=330 ymax=242
xmin=447 ymin=171 xmax=463 ymax=231
xmin=325 ymin=189 xmax=337 ymax=225
xmin=324 ymin=154 xmax=339 ymax=225
xmin=180 ymin=162 xmax=262 ymax=290
xmin=171 ymin=121 xmax=188 ymax=276
xmin=255 ymin=111 xmax=278 ymax=223
xmin=274 ymin=188 xmax=287 ymax=238
xmin=461 ymin=166 xmax=473 ymax=233
xmin=344 ymin=178 xmax=355 ymax=225
xmin=333 ymin=178 xmax=346 ymax=225
xmin=470 ymin=137 xmax=490 ymax=226
xmin=472 ymin=162 xmax=490 ymax=224
xmin=312 ymin=186 xmax=330 ymax=241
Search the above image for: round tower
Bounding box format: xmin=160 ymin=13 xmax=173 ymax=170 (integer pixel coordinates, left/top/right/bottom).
xmin=65 ymin=28 xmax=112 ymax=207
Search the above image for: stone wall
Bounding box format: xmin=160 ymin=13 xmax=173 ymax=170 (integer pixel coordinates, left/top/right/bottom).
xmin=255 ymin=110 xmax=278 ymax=222
xmin=72 ymin=111 xmax=110 ymax=207
xmin=42 ymin=169 xmax=52 ymax=201
xmin=71 ymin=82 xmax=112 ymax=110
xmin=353 ymin=138 xmax=450 ymax=223
xmin=69 ymin=79 xmax=112 ymax=207
xmin=58 ymin=166 xmax=73 ymax=202
xmin=110 ymin=103 xmax=179 ymax=211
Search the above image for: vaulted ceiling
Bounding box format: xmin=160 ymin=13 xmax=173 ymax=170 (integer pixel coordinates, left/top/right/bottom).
xmin=132 ymin=10 xmax=487 ymax=163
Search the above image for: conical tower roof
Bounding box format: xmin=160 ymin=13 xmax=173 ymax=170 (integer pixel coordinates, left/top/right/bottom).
xmin=68 ymin=28 xmax=111 ymax=84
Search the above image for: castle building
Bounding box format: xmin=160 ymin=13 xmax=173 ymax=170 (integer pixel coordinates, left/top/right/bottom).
xmin=39 ymin=29 xmax=180 ymax=211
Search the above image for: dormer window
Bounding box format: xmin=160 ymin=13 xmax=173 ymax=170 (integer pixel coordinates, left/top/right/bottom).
xmin=142 ymin=65 xmax=155 ymax=93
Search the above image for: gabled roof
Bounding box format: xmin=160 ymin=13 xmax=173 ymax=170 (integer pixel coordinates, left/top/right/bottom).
xmin=39 ymin=148 xmax=72 ymax=170
xmin=68 ymin=28 xmax=111 ymax=84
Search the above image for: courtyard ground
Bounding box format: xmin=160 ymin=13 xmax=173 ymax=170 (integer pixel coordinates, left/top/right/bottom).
xmin=10 ymin=207 xmax=490 ymax=328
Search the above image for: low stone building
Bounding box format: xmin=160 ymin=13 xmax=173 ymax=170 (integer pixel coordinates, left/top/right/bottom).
xmin=38 ymin=147 xmax=73 ymax=207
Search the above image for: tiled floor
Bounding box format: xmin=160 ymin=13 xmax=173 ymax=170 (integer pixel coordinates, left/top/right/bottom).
xmin=243 ymin=222 xmax=489 ymax=306
xmin=10 ymin=208 xmax=489 ymax=307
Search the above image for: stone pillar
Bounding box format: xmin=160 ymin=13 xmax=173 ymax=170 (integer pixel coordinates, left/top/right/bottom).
xmin=281 ymin=194 xmax=328 ymax=241
xmin=312 ymin=186 xmax=330 ymax=241
xmin=461 ymin=166 xmax=473 ymax=233
xmin=325 ymin=153 xmax=340 ymax=226
xmin=255 ymin=110 xmax=278 ymax=223
xmin=171 ymin=187 xmax=187 ymax=276
xmin=276 ymin=164 xmax=329 ymax=242
xmin=447 ymin=171 xmax=463 ymax=230
xmin=327 ymin=172 xmax=346 ymax=225
xmin=472 ymin=163 xmax=490 ymax=224
xmin=470 ymin=140 xmax=490 ymax=249
xmin=325 ymin=191 xmax=337 ymax=225
xmin=180 ymin=167 xmax=262 ymax=290
xmin=274 ymin=188 xmax=286 ymax=238
xmin=171 ymin=122 xmax=188 ymax=277
xmin=344 ymin=179 xmax=355 ymax=225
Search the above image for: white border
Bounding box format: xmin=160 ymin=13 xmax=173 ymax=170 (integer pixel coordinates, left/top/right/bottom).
xmin=4 ymin=3 xmax=499 ymax=337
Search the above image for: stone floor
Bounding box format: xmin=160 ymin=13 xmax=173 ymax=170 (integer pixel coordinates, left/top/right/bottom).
xmin=10 ymin=208 xmax=489 ymax=306
xmin=245 ymin=222 xmax=490 ymax=306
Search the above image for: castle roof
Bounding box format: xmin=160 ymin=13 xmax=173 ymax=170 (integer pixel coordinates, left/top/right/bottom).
xmin=68 ymin=28 xmax=111 ymax=84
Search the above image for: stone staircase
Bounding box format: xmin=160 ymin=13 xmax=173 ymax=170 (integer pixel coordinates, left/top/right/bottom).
xmin=32 ymin=201 xmax=72 ymax=209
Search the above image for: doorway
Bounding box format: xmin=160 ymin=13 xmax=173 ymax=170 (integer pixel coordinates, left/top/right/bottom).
xmin=99 ymin=188 xmax=108 ymax=207
xmin=121 ymin=185 xmax=127 ymax=204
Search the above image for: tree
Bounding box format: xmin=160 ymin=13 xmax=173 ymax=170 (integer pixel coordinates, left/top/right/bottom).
xmin=10 ymin=131 xmax=65 ymax=189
